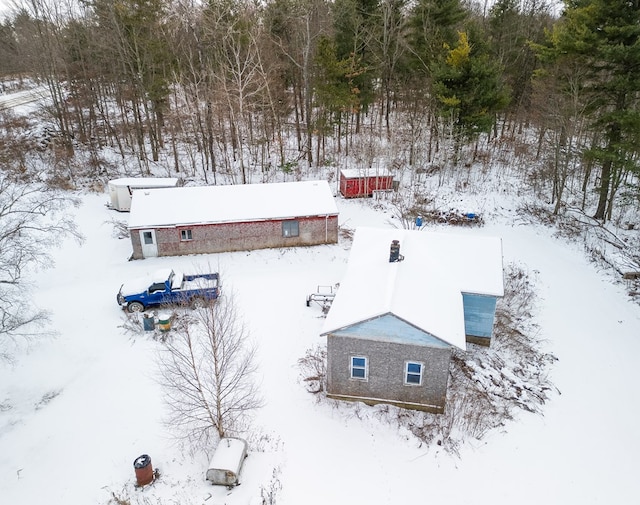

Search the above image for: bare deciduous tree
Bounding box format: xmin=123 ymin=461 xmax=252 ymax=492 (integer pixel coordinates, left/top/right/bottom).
xmin=158 ymin=292 xmax=262 ymax=446
xmin=0 ymin=173 xmax=82 ymax=361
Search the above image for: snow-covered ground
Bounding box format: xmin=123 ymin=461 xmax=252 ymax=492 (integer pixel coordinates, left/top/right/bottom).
xmin=0 ymin=85 xmax=49 ymax=110
xmin=1 ymin=182 xmax=639 ymax=505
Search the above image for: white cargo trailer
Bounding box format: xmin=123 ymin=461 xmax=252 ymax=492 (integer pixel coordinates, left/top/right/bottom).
xmin=108 ymin=177 xmax=179 ymax=211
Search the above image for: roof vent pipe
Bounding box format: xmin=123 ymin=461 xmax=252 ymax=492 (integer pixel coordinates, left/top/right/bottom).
xmin=389 ymin=240 xmax=404 ymax=263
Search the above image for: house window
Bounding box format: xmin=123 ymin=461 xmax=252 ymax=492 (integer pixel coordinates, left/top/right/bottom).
xmin=350 ymin=356 xmax=368 ymax=380
xmin=180 ymin=229 xmax=193 ymax=241
xmin=282 ymin=220 xmax=299 ymax=237
xmin=404 ymin=361 xmax=423 ymax=385
xmin=142 ymin=231 xmax=154 ymax=245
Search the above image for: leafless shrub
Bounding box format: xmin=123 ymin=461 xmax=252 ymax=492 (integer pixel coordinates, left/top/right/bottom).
xmin=108 ymin=491 xmax=131 ymax=505
xmin=247 ymin=431 xmax=283 ymax=453
xmin=106 ymin=490 xmax=169 ymax=505
xmin=118 ymin=311 xmax=170 ymax=343
xmin=34 ymin=390 xmax=62 ymax=410
xmin=297 ymin=344 xmax=326 ymax=394
xmin=387 ymin=190 xmax=434 ymax=229
xmin=408 ymin=263 xmax=556 ymax=454
xmin=339 ymin=225 xmax=355 ymax=242
xmin=107 ymin=217 xmax=130 ymax=239
xmin=516 ymin=202 xmax=557 ymax=226
xmin=418 ymin=209 xmax=484 ymax=227
xmin=388 ymin=188 xmax=483 ymax=229
xmin=260 ymin=466 xmax=283 ymax=505
xmin=118 ymin=312 xmax=145 ymax=335
xmin=518 ymin=203 xmax=589 ymax=240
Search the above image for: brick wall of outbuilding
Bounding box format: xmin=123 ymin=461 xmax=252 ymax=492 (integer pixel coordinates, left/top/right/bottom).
xmin=130 ymin=215 xmax=338 ymax=259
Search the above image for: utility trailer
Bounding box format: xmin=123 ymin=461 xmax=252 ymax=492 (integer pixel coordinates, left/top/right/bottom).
xmin=306 ymin=285 xmax=338 ymax=313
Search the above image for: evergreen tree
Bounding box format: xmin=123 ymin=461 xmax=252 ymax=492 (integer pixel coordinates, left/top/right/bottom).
xmin=405 ymin=0 xmax=467 ymax=76
xmin=90 ymin=0 xmax=175 ymax=162
xmin=331 ymin=0 xmax=377 ymax=117
xmin=538 ymin=0 xmax=640 ymax=220
xmin=433 ymin=29 xmax=510 ymax=160
xmin=313 ymin=36 xmax=357 ymax=137
xmin=0 ymin=18 xmax=22 ymax=78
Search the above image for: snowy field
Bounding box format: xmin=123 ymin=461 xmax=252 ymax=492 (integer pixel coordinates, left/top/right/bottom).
xmin=1 ymin=187 xmax=640 ymax=505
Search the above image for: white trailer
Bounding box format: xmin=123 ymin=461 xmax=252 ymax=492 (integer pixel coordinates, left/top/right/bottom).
xmin=108 ymin=177 xmax=179 ymax=211
xmin=206 ymin=437 xmax=248 ymax=487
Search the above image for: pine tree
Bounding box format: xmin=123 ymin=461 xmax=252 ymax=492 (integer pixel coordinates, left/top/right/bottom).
xmin=539 ymin=0 xmax=640 ymax=220
xmin=331 ymin=0 xmax=377 ymax=119
xmin=405 ymin=0 xmax=467 ymax=76
xmin=432 ymin=28 xmax=510 ymax=161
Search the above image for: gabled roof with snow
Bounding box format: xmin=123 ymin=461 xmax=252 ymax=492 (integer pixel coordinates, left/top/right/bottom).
xmin=322 ymin=227 xmax=504 ymax=350
xmin=128 ymin=180 xmax=338 ymax=229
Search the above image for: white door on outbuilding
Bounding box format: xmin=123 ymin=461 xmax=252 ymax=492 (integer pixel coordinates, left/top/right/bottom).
xmin=139 ymin=230 xmax=158 ymax=258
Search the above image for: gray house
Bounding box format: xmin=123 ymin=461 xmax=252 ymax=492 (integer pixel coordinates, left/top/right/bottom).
xmin=127 ymin=180 xmax=339 ymax=259
xmin=322 ymin=227 xmax=504 ymax=414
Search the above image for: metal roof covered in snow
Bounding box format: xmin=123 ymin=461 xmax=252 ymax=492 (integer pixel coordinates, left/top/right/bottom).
xmin=127 ymin=180 xmax=338 ymax=229
xmin=322 ymin=227 xmax=504 ymax=350
xmin=108 ymin=177 xmax=179 ymax=187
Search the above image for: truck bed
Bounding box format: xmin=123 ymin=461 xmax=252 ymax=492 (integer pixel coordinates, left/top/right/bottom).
xmin=181 ymin=276 xmax=219 ymax=291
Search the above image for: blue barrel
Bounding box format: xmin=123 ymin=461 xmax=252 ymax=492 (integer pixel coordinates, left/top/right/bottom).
xmin=415 ymin=216 xmax=423 ymax=228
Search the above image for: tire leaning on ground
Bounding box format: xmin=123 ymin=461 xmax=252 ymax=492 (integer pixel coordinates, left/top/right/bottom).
xmin=127 ymin=301 xmax=145 ymax=313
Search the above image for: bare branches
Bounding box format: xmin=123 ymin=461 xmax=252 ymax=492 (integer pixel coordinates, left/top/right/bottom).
xmin=157 ymin=293 xmax=262 ymax=448
xmin=0 ymin=173 xmax=82 ymax=359
xmin=0 ymin=174 xmax=81 ymax=282
xmin=297 ymin=344 xmax=326 ymax=394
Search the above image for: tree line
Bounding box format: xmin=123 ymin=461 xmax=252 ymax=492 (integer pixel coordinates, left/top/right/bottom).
xmin=0 ymin=0 xmax=639 ymax=221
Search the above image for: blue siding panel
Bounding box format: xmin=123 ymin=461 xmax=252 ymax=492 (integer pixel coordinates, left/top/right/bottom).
xmin=333 ymin=314 xmax=451 ymax=348
xmin=462 ymin=293 xmax=497 ymax=338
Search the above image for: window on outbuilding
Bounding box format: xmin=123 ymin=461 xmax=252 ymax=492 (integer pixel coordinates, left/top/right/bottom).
xmin=350 ymin=356 xmax=368 ymax=380
xmin=404 ymin=361 xmax=423 ymax=385
xmin=142 ymin=231 xmax=154 ymax=245
xmin=180 ymin=229 xmax=193 ymax=241
xmin=282 ymin=220 xmax=299 ymax=237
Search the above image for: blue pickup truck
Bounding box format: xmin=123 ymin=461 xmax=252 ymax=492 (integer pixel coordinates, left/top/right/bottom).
xmin=117 ymin=268 xmax=220 ymax=313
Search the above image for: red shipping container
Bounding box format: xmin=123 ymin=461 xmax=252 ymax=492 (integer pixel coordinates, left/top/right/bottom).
xmin=339 ymin=169 xmax=394 ymax=198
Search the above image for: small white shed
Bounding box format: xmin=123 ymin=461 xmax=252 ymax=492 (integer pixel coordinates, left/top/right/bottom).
xmin=206 ymin=437 xmax=248 ymax=487
xmin=108 ymin=177 xmax=179 ymax=211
